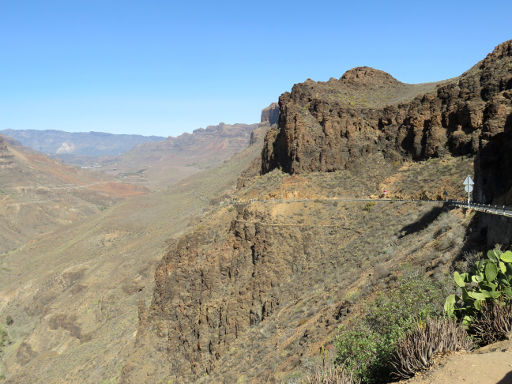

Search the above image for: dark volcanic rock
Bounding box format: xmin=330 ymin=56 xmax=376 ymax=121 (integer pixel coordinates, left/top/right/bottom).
xmin=260 ymin=102 xmax=279 ymax=125
xmin=262 ymin=41 xmax=512 ymax=176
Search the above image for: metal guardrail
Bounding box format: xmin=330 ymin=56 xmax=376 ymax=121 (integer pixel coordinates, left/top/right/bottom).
xmin=447 ymin=200 xmax=512 ymax=218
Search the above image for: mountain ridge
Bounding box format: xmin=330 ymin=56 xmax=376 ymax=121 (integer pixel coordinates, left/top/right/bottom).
xmin=0 ymin=129 xmax=165 ymax=165
xmin=262 ymin=40 xmax=512 ymax=181
xmin=98 ymin=122 xmax=260 ymax=189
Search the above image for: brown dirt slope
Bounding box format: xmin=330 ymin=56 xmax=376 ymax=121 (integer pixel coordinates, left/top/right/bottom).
xmin=0 ymin=127 xmax=266 ymax=383
xmin=97 ymin=122 xmax=259 ymax=190
xmin=0 ymin=135 xmax=145 ymax=254
xmin=121 ymin=151 xmax=474 ymax=383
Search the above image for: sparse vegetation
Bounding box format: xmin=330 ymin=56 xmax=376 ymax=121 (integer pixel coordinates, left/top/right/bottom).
xmin=335 ymin=270 xmax=447 ymax=383
xmin=0 ymin=326 xmax=7 ymax=354
xmin=329 ymin=246 xmax=512 ymax=384
xmin=445 ymin=248 xmax=512 ymax=344
xmin=362 ymin=202 xmax=375 ymax=212
xmin=303 ymin=367 xmax=359 ymax=384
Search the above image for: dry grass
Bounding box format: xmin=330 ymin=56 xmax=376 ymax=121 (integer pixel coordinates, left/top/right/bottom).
xmin=471 ymin=301 xmax=512 ymax=345
xmin=390 ymin=317 xmax=473 ymax=380
xmin=303 ymin=367 xmax=360 ymax=384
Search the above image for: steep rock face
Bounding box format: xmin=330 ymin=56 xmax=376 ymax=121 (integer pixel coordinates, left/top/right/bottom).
xmin=262 ymin=41 xmax=512 ymax=175
xmin=260 ymin=103 xmax=279 ymax=125
xmin=149 ymin=211 xmax=282 ymax=377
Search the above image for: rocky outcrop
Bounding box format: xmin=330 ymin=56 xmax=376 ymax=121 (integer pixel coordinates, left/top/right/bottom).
xmin=260 ymin=103 xmax=279 ymax=125
xmin=149 ymin=211 xmax=282 ymax=377
xmin=262 ymin=41 xmax=512 ymax=176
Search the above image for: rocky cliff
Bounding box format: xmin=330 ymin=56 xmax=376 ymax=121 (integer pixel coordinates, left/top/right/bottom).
xmin=261 ymin=41 xmax=512 ymax=187
xmin=260 ymin=103 xmax=279 ymax=126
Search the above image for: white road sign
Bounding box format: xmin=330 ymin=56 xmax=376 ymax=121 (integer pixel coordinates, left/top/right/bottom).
xmin=464 ymin=175 xmax=474 ymax=208
xmin=464 ymin=176 xmax=474 ymax=186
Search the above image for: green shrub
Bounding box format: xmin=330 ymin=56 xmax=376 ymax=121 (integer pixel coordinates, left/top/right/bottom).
xmin=335 ymin=270 xmax=447 ymax=383
xmin=363 ymin=202 xmax=375 ymax=212
xmin=444 ymin=248 xmax=512 ymax=328
xmin=335 ymin=324 xmax=384 ymax=382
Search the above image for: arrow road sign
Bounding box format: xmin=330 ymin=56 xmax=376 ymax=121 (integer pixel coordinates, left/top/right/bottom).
xmin=464 ymin=176 xmax=474 ymax=186
xmin=464 ymin=175 xmax=474 ymax=208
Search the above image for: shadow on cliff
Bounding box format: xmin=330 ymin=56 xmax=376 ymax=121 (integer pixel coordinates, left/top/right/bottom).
xmin=470 ymin=118 xmax=512 ymax=249
xmin=452 ymin=122 xmax=512 ymax=267
xmin=475 ymin=131 xmax=512 ymax=205
xmin=398 ymin=206 xmax=445 ymax=238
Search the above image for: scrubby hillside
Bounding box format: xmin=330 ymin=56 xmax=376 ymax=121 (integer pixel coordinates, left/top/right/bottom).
xmin=0 ymin=123 xmax=268 ymax=383
xmin=122 ymin=155 xmax=474 ymax=383
xmin=120 ymin=41 xmax=512 ymax=383
xmin=0 ymin=135 xmax=145 ymax=254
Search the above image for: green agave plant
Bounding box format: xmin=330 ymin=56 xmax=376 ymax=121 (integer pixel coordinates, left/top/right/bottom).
xmin=445 ymin=249 xmax=512 ymax=327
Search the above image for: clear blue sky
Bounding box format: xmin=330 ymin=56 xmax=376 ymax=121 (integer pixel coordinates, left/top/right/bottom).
xmin=1 ymin=0 xmax=510 ymax=137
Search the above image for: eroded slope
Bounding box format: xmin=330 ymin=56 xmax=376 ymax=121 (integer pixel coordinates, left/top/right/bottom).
xmin=122 ymin=153 xmax=473 ymax=383
xmin=0 ymin=127 xmax=267 ymax=383
xmin=0 ymin=136 xmax=145 ymax=254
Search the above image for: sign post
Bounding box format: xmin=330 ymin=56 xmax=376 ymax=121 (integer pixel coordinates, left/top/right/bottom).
xmin=463 ymin=176 xmax=474 ymax=208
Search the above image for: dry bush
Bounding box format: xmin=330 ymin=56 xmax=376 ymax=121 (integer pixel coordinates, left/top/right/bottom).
xmin=471 ymin=301 xmax=512 ymax=345
xmin=390 ymin=317 xmax=473 ymax=380
xmin=304 ymin=367 xmax=360 ymax=384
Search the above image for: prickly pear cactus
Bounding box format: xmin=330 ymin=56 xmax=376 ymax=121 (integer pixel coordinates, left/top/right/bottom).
xmin=445 ymin=249 xmax=512 ymax=327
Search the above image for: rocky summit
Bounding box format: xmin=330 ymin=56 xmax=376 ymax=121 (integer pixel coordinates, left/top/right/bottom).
xmin=262 ymin=41 xmax=512 ymax=203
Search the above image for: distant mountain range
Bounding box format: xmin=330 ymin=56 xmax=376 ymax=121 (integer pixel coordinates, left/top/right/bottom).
xmin=98 ymin=122 xmax=262 ymax=189
xmin=0 ymin=134 xmax=146 ymax=253
xmin=0 ymin=129 xmax=165 ymax=164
